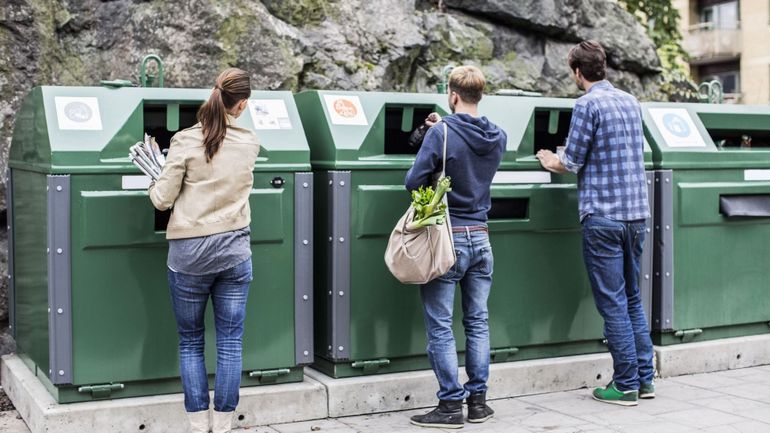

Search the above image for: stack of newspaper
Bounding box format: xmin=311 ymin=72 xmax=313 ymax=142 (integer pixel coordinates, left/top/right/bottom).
xmin=129 ymin=134 xmax=165 ymax=180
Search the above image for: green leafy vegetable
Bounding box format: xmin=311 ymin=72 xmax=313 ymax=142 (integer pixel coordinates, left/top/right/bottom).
xmin=407 ymin=177 xmax=452 ymax=231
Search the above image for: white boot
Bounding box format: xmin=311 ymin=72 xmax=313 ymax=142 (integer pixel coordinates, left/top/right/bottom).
xmin=211 ymin=410 xmax=234 ymax=433
xmin=187 ymin=410 xmax=210 ymax=433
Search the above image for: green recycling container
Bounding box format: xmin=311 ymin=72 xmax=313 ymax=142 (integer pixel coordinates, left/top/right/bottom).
xmin=7 ymin=86 xmax=313 ymax=403
xmin=294 ymin=90 xmax=654 ymax=377
xmin=642 ymin=102 xmax=770 ymax=345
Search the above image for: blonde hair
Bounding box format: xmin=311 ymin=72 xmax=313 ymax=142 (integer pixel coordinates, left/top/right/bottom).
xmin=448 ymin=65 xmax=485 ymax=104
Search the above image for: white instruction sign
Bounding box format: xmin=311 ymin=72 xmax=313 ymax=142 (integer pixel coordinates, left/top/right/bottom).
xmin=55 ymin=97 xmax=103 ymax=130
xmin=649 ymin=108 xmax=706 ymax=148
xmin=324 ymin=95 xmax=368 ymax=126
xmin=248 ymin=99 xmax=292 ymax=130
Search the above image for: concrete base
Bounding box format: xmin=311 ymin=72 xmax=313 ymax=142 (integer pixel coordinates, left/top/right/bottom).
xmin=655 ymin=334 xmax=770 ymax=378
xmin=1 ymin=355 xmax=327 ymax=433
xmin=307 ymin=352 xmax=613 ymax=418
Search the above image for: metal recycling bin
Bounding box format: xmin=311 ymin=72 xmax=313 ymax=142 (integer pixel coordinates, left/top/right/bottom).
xmin=643 ymin=102 xmax=770 ymax=345
xmin=7 ymin=86 xmax=313 ymax=403
xmin=294 ymin=90 xmax=654 ymax=378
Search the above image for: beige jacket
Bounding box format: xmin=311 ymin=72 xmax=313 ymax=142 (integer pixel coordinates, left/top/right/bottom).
xmin=149 ymin=116 xmax=260 ymax=239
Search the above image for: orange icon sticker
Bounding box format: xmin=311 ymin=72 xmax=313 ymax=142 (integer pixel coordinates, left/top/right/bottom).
xmin=324 ymin=95 xmax=368 ymax=125
xmin=333 ymin=99 xmax=358 ymax=118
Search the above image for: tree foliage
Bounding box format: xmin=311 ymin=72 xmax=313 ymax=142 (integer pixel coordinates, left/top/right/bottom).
xmin=619 ymin=0 xmax=700 ymax=101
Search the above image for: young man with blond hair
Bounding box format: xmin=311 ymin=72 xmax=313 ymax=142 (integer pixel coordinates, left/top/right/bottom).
xmin=537 ymin=41 xmax=654 ymax=406
xmin=406 ymin=65 xmax=506 ymax=428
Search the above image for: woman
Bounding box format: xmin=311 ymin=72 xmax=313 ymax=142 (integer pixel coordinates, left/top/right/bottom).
xmin=149 ymin=68 xmax=259 ymax=433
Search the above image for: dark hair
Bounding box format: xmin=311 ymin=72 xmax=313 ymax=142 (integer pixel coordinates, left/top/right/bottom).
xmin=448 ymin=65 xmax=486 ymax=104
xmin=197 ymin=68 xmax=251 ymax=161
xmin=568 ymin=40 xmax=607 ymax=82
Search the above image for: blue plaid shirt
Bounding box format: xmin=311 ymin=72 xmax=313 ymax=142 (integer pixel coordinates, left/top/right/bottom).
xmin=559 ymin=80 xmax=649 ymax=222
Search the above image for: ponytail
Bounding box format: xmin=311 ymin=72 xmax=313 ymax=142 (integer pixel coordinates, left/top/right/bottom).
xmin=197 ymin=68 xmax=251 ymax=162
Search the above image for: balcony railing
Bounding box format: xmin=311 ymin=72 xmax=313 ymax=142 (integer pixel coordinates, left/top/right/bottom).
xmin=684 ymin=22 xmax=742 ymax=62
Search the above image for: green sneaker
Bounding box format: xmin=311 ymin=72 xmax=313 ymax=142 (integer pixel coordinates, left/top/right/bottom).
xmin=592 ymin=382 xmax=638 ymax=406
xmin=639 ymin=382 xmax=655 ymax=399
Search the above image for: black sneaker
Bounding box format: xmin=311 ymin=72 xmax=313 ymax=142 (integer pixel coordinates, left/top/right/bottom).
xmin=466 ymin=392 xmax=494 ymax=423
xmin=410 ymin=400 xmax=464 ymax=429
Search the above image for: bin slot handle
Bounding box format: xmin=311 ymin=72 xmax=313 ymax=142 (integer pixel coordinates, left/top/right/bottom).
xmin=401 ymin=107 xmax=414 ymax=133
xmin=720 ymin=195 xmax=770 ymax=218
xmin=248 ymin=368 xmax=291 ymax=384
xmin=351 ymin=358 xmax=391 ymax=373
xmin=78 ymin=383 xmax=124 ymax=399
xmin=166 ymin=103 xmax=180 ymax=132
xmin=548 ymin=110 xmax=559 ymax=135
xmin=674 ymin=328 xmax=703 ymax=342
xmin=490 ymin=347 xmax=519 ymax=362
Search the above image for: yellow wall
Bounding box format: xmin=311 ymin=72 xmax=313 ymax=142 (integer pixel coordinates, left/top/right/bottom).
xmin=740 ymin=0 xmax=770 ymax=104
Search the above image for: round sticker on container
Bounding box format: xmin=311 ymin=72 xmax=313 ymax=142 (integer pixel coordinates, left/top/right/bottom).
xmin=649 ymin=108 xmax=706 ymax=148
xmin=64 ymin=101 xmax=93 ymax=123
xmin=662 ymin=113 xmax=690 ymax=138
xmin=55 ymin=97 xmax=103 ymax=130
xmin=324 ymin=95 xmax=367 ymax=125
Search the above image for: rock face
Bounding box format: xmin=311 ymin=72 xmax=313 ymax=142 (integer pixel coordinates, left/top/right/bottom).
xmin=0 ymin=0 xmax=662 ymax=334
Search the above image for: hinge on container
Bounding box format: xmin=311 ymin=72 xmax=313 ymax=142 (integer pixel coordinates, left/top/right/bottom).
xmin=78 ymin=383 xmax=125 ymax=399
xmin=490 ymin=347 xmax=519 ymax=362
xmin=351 ymin=358 xmax=390 ymax=374
xmin=249 ymin=368 xmax=291 ymax=384
xmin=674 ymin=328 xmax=703 ymax=342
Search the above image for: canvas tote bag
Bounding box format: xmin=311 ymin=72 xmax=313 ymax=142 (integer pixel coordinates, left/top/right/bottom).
xmin=385 ymin=122 xmax=456 ymax=284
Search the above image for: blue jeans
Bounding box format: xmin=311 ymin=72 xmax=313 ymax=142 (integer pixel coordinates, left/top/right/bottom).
xmin=582 ymin=215 xmax=654 ymax=391
xmin=420 ymin=229 xmax=493 ymax=401
xmin=168 ymin=258 xmax=252 ymax=413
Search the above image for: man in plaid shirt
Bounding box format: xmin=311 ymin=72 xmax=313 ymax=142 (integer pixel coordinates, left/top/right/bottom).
xmin=537 ymin=40 xmax=653 ymax=407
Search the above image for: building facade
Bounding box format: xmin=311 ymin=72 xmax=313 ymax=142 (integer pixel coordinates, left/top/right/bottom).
xmin=674 ymin=0 xmax=770 ymax=104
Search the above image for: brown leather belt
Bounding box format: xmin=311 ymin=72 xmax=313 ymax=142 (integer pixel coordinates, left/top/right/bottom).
xmin=452 ymin=225 xmax=488 ymax=233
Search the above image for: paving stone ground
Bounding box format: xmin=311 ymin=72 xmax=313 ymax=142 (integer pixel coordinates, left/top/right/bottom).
xmin=5 ymin=365 xmax=770 ymax=432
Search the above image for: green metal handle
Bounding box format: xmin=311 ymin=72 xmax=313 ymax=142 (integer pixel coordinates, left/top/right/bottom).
xmin=140 ymin=54 xmax=164 ymax=88
xmin=674 ymin=328 xmax=703 ymax=338
xmin=249 ymin=368 xmax=291 ymax=384
xmin=490 ymin=347 xmax=519 ymax=362
xmin=495 ymin=89 xmax=543 ymax=97
xmin=698 ymin=80 xmax=723 ymax=104
xmin=100 ymin=79 xmax=135 ymax=88
xmin=436 ymin=65 xmax=455 ymax=94
xmin=249 ymin=368 xmax=291 ymax=378
xmin=78 ymin=383 xmax=124 ymax=398
xmin=352 ymin=358 xmax=391 ymax=373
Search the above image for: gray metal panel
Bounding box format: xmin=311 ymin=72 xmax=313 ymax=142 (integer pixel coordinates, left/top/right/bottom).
xmin=641 ymin=171 xmax=655 ymax=329
xmin=294 ymin=172 xmax=314 ymax=366
xmin=653 ymin=170 xmax=675 ymax=332
xmin=328 ymin=171 xmax=351 ymax=361
xmin=5 ymin=169 xmax=15 ymax=338
xmin=47 ymin=175 xmax=73 ymax=384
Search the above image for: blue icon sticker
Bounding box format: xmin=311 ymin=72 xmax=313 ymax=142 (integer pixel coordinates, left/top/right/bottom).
xmin=662 ymin=113 xmax=690 ymax=138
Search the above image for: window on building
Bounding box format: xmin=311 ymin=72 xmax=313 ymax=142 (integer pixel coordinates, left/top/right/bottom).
xmin=699 ymin=0 xmax=740 ymax=29
xmin=698 ymin=60 xmax=741 ymax=94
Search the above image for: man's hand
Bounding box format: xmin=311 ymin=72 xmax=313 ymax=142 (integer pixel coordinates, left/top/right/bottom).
xmin=425 ymin=112 xmax=442 ymax=127
xmin=536 ymin=149 xmax=566 ymax=173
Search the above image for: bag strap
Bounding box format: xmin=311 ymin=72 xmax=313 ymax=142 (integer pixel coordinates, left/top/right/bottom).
xmin=441 ymin=122 xmax=448 ymax=178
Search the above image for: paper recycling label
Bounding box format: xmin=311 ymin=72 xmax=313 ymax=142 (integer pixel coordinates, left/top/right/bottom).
xmin=248 ymin=99 xmax=293 ymax=130
xmin=55 ymin=97 xmax=103 ymax=130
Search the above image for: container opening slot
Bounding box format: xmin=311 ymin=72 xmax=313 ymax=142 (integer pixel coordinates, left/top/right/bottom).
xmin=720 ymin=194 xmax=770 ymax=218
xmin=534 ymin=110 xmax=572 ymax=154
xmin=707 ymin=129 xmax=770 ymax=149
xmin=144 ymin=102 xmax=200 ymax=231
xmin=488 ymin=198 xmax=529 ymax=219
xmin=143 ymin=103 xmax=201 ymax=151
xmin=384 ymin=106 xmax=437 ymax=155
